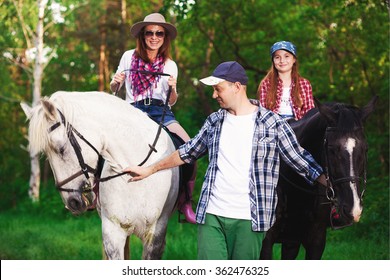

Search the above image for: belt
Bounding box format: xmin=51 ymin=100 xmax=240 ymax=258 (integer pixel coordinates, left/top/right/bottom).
xmin=132 ymin=98 xmax=165 ymax=106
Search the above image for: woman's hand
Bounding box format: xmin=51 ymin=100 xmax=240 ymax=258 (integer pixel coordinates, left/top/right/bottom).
xmin=112 ymin=72 xmax=125 ymax=84
xmin=167 ymin=75 xmax=178 ymax=105
xmin=110 ymin=72 xmax=125 ymax=92
xmin=167 ymin=75 xmax=177 ymax=90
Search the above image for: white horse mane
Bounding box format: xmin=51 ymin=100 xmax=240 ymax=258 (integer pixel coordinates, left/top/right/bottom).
xmin=28 ymin=91 xmax=151 ymax=156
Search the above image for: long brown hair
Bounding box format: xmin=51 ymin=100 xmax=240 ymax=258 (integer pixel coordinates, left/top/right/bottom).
xmin=135 ymin=26 xmax=172 ymax=63
xmin=259 ymin=58 xmax=303 ymax=110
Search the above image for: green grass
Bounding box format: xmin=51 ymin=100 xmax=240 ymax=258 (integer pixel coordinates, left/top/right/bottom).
xmin=0 ymin=194 xmax=198 ymax=260
xmin=0 ymin=176 xmax=388 ymax=260
xmin=0 ymin=204 xmax=388 ymax=260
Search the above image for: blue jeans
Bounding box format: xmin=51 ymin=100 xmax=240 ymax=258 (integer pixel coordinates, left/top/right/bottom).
xmin=133 ymin=104 xmax=178 ymax=126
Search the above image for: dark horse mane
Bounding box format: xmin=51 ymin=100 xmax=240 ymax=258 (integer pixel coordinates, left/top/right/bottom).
xmin=292 ymin=102 xmax=364 ymax=134
xmin=289 ymin=101 xmax=368 ymax=162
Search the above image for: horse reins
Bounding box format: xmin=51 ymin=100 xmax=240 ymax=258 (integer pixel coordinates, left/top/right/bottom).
xmin=50 ymin=69 xmax=173 ymax=193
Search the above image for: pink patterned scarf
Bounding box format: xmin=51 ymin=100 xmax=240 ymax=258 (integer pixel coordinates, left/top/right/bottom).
xmin=130 ymin=52 xmax=165 ymax=100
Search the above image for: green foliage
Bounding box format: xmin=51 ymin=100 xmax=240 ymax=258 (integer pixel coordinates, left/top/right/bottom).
xmin=0 ymin=0 xmax=388 ymax=260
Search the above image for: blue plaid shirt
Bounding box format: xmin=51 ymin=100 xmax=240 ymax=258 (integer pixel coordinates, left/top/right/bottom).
xmin=178 ymin=100 xmax=323 ymax=231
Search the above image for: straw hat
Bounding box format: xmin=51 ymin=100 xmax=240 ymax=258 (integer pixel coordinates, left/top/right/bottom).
xmin=130 ymin=13 xmax=177 ymax=40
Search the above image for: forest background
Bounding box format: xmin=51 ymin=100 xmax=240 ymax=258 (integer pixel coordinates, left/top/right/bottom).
xmin=0 ymin=0 xmax=388 ymax=260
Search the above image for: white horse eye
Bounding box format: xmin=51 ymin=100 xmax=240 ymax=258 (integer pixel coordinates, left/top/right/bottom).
xmin=59 ymin=145 xmax=66 ymax=155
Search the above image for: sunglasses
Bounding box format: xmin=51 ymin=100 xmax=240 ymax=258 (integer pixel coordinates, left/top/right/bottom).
xmin=144 ymin=31 xmax=165 ymax=38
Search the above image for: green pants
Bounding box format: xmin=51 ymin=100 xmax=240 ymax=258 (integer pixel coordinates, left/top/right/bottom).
xmin=197 ymin=213 xmax=264 ymax=260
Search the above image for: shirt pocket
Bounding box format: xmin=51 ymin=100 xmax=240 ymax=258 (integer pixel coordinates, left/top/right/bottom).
xmin=257 ymin=136 xmax=277 ymax=158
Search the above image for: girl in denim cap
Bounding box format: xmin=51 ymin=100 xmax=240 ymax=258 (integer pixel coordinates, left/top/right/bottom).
xmin=257 ymin=41 xmax=315 ymax=120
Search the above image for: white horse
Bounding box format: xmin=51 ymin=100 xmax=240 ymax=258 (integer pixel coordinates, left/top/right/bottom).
xmin=21 ymin=91 xmax=180 ymax=259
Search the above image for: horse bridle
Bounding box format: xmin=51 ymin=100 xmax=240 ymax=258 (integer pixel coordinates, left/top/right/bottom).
xmin=323 ymin=127 xmax=367 ymax=201
xmin=49 ymin=109 xmax=102 ymax=195
xmin=279 ymin=126 xmax=367 ymax=202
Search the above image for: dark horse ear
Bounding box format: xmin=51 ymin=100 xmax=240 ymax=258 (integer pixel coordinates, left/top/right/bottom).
xmin=360 ymin=95 xmax=378 ymax=123
xmin=314 ymin=97 xmax=337 ymax=125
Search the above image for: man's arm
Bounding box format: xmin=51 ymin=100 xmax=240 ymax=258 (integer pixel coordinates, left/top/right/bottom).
xmin=277 ymin=120 xmax=324 ymax=185
xmin=123 ymin=150 xmax=185 ymax=182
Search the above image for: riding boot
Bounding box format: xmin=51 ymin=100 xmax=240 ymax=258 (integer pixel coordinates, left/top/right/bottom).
xmin=178 ymin=178 xmax=196 ymax=224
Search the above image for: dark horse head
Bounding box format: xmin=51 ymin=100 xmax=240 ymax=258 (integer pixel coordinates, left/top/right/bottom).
xmin=291 ymin=96 xmax=378 ymax=229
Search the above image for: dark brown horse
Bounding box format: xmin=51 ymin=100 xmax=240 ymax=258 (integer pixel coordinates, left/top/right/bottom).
xmin=260 ymin=96 xmax=378 ymax=260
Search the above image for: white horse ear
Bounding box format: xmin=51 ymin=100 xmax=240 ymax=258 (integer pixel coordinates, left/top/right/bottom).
xmin=41 ymin=99 xmax=58 ymax=121
xmin=20 ymin=102 xmax=32 ymax=120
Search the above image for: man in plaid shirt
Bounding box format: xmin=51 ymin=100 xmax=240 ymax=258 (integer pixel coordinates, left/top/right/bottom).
xmin=124 ymin=61 xmax=327 ymax=260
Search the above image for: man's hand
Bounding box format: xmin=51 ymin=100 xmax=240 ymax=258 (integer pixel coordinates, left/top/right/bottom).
xmin=315 ymin=173 xmax=328 ymax=187
xmin=123 ymin=150 xmax=185 ymax=183
xmin=123 ymin=165 xmax=154 ymax=182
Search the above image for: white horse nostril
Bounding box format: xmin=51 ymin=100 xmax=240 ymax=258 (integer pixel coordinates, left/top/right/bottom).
xmin=354 ymin=215 xmax=361 ymax=223
xmin=352 ymin=207 xmax=362 ymax=223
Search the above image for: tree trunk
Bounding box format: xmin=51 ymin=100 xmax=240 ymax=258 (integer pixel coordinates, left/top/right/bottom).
xmin=28 ymin=0 xmax=46 ymax=202
xmin=98 ymin=5 xmax=107 ymax=92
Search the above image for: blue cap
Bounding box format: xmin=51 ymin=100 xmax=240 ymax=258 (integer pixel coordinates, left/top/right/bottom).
xmin=270 ymin=41 xmax=297 ymax=57
xmin=200 ymin=61 xmax=248 ymax=86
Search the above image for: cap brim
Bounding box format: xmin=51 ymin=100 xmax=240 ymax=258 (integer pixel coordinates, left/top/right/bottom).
xmin=199 ymin=76 xmax=226 ymax=86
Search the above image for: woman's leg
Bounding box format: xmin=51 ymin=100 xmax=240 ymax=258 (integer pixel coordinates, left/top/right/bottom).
xmin=167 ymin=122 xmax=196 ymax=224
xmin=166 ymin=123 xmax=190 ymax=142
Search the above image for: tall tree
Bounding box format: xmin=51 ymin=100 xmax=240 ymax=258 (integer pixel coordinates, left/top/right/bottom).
xmin=5 ymin=0 xmax=75 ymax=201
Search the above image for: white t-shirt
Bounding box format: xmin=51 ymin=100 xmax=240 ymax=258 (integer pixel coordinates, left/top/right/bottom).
xmin=115 ymin=49 xmax=178 ymax=103
xmin=206 ymin=111 xmax=256 ymax=220
xmin=279 ymin=87 xmax=294 ymax=117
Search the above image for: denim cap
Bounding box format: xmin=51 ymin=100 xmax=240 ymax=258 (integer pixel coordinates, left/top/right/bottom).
xmin=270 ymin=41 xmax=297 ymax=57
xmin=200 ymin=61 xmax=248 ymax=86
